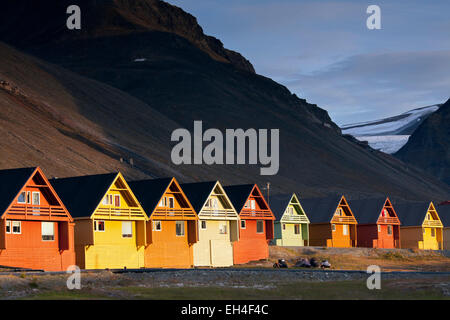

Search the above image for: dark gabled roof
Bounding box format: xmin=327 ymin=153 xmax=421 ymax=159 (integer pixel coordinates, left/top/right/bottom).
xmin=128 ymin=178 xmax=173 ymax=215
xmin=300 ymin=196 xmax=343 ymax=224
xmin=181 ymin=181 xmax=217 ymax=213
xmin=393 ymin=201 xmax=430 ymax=227
xmin=269 ymin=194 xmax=293 ymax=221
xmin=50 ymin=173 xmax=117 ymax=218
xmin=348 ymin=198 xmax=387 ymax=224
xmin=436 ymin=204 xmax=450 ymax=227
xmin=0 ymin=167 xmax=37 ymax=215
xmin=223 ymin=184 xmax=255 ymax=213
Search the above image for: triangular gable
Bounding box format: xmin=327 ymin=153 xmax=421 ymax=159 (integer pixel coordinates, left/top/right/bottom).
xmin=422 ymin=202 xmax=443 ymax=228
xmin=130 ymin=178 xmax=197 ymax=220
xmin=198 ymin=181 xmax=239 ymax=220
xmin=91 ymin=172 xmax=147 ymax=221
xmin=330 ymin=195 xmax=357 ymax=224
xmin=376 ymin=198 xmax=400 ymax=225
xmin=280 ymin=194 xmax=310 ymax=223
xmin=244 ymin=184 xmax=274 ymax=220
xmin=2 ymin=167 xmax=72 ymax=221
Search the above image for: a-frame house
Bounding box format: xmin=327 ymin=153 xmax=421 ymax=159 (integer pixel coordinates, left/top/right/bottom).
xmin=129 ymin=178 xmax=198 ymax=268
xmin=0 ymin=167 xmax=75 ymax=271
xmin=51 ymin=172 xmax=148 ymax=269
xmin=301 ymin=195 xmax=358 ymax=247
xmin=182 ymin=181 xmax=239 ymax=267
xmin=349 ymin=197 xmax=401 ymax=248
xmin=395 ymin=201 xmax=443 ymax=250
xmin=271 ymin=193 xmax=310 ymax=247
xmin=223 ymin=184 xmax=275 ymax=264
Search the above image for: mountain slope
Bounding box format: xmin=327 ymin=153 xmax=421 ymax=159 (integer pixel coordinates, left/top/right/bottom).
xmin=0 ymin=0 xmax=449 ymax=201
xmin=395 ymin=99 xmax=450 ymax=185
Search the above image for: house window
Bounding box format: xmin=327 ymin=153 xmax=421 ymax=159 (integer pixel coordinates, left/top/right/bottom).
xmin=168 ymin=197 xmax=175 ymax=208
xmin=176 ymin=221 xmax=185 ymax=236
xmin=219 ymin=223 xmax=227 ymax=234
xmin=6 ymin=221 xmax=11 ymax=233
xmin=387 ymin=225 xmax=392 ymax=235
xmin=378 ymin=225 xmax=381 ymax=232
xmin=294 ymin=225 xmax=300 ymax=234
xmin=12 ymin=221 xmax=21 ymax=234
xmin=153 ymin=220 xmax=162 ymax=231
xmin=32 ymin=192 xmax=40 ymax=205
xmin=287 ymin=207 xmax=294 ymax=215
xmin=343 ymin=224 xmax=348 ymax=236
xmin=122 ymin=221 xmax=132 ymax=238
xmin=94 ymin=220 xmax=105 ymax=232
xmin=27 ymin=191 xmax=31 ymax=204
xmin=332 ymin=224 xmax=336 ymax=232
xmin=41 ymin=222 xmax=55 ymax=241
xmin=431 ymin=228 xmax=435 ymax=237
xmin=256 ymin=220 xmax=264 ymax=233
xmin=240 ymin=220 xmax=246 ymax=229
xmin=114 ymin=195 xmax=121 ymax=207
xmin=18 ymin=191 xmax=26 ymax=204
xmin=282 ymin=223 xmax=286 ymax=230
xmin=335 ymin=208 xmax=343 ymax=216
xmin=201 ymin=221 xmax=207 ymax=230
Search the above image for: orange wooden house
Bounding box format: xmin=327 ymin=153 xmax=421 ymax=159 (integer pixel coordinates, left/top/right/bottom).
xmin=0 ymin=167 xmax=75 ymax=271
xmin=223 ymin=184 xmax=275 ymax=264
xmin=301 ymin=196 xmax=357 ymax=247
xmin=129 ymin=178 xmax=198 ymax=268
xmin=349 ymin=198 xmax=401 ymax=248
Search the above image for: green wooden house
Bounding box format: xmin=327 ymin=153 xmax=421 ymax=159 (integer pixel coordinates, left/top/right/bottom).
xmin=271 ymin=193 xmax=310 ymax=246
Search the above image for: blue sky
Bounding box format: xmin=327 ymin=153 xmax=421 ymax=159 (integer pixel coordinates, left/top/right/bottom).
xmin=166 ymin=0 xmax=450 ymax=125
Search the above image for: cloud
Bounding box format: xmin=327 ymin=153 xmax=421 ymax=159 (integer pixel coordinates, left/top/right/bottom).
xmin=283 ymin=51 xmax=450 ymax=125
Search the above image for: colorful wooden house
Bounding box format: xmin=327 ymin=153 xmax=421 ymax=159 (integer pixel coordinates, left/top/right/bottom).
xmin=182 ymin=181 xmax=239 ymax=267
xmin=270 ymin=193 xmax=309 ymax=246
xmin=395 ymin=201 xmax=443 ymax=250
xmin=349 ymin=198 xmax=401 ymax=248
xmin=301 ymin=196 xmax=357 ymax=247
xmin=436 ymin=204 xmax=450 ymax=250
xmin=51 ymin=173 xmax=147 ymax=269
xmin=129 ymin=178 xmax=198 ymax=268
xmin=0 ymin=167 xmax=75 ymax=271
xmin=223 ymin=184 xmax=275 ymax=264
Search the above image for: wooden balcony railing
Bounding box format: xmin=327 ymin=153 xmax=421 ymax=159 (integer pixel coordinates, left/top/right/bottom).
xmin=240 ymin=209 xmax=274 ymax=219
xmin=281 ymin=215 xmax=309 ymax=223
xmin=200 ymin=208 xmax=237 ymax=219
xmin=377 ymin=217 xmax=400 ymax=225
xmin=331 ymin=216 xmax=357 ymax=224
xmin=152 ymin=208 xmax=197 ymax=220
xmin=7 ymin=205 xmax=67 ymax=220
xmin=94 ymin=207 xmax=144 ymax=220
xmin=423 ymin=220 xmax=443 ymax=227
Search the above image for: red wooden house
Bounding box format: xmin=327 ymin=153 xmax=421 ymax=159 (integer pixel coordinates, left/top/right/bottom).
xmin=223 ymin=184 xmax=275 ymax=264
xmin=0 ymin=167 xmax=75 ymax=271
xmin=349 ymin=198 xmax=401 ymax=248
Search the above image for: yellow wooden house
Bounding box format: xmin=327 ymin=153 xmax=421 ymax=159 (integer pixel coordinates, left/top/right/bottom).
xmin=395 ymin=201 xmax=443 ymax=250
xmin=271 ymin=193 xmax=310 ymax=246
xmin=182 ymin=181 xmax=239 ymax=267
xmin=51 ymin=173 xmax=147 ymax=269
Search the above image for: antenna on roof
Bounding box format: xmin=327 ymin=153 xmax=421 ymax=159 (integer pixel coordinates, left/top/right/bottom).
xmin=262 ymin=182 xmax=270 ymax=205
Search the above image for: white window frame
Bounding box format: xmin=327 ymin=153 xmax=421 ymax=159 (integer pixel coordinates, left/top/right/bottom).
xmin=175 ymin=221 xmax=185 ymax=237
xmin=201 ymin=220 xmax=207 ymax=230
xmin=122 ymin=221 xmax=132 ymax=238
xmin=287 ymin=207 xmax=294 ymax=215
xmin=17 ymin=191 xmax=27 ymax=204
xmin=6 ymin=220 xmax=11 ymax=234
xmin=12 ymin=221 xmax=21 ymax=234
xmin=41 ymin=222 xmax=55 ymax=241
xmin=240 ymin=220 xmax=246 ymax=229
xmin=343 ymin=224 xmax=348 ymax=236
xmin=294 ymin=224 xmax=301 ymax=235
xmin=153 ymin=220 xmax=162 ymax=231
xmin=331 ymin=224 xmax=336 ymax=232
xmin=387 ymin=225 xmax=392 ymax=235
xmin=32 ymin=191 xmax=40 ymax=205
xmin=256 ymin=220 xmax=264 ymax=234
xmin=219 ymin=222 xmax=227 ymax=234
xmin=377 ymin=224 xmax=381 ymax=232
xmin=94 ymin=220 xmax=105 ymax=232
xmin=114 ymin=195 xmax=121 ymax=207
xmin=335 ymin=208 xmax=343 ymax=216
